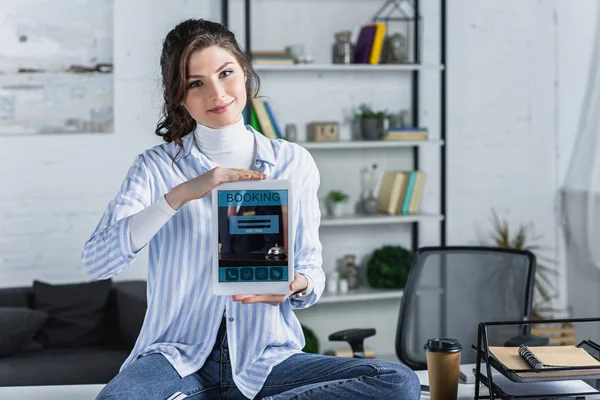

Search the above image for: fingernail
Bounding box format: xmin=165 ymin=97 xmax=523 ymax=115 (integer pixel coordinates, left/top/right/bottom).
xmin=291 ymin=284 xmax=296 ymax=291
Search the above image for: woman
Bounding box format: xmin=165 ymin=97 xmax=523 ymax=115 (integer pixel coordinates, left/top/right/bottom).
xmin=84 ymin=18 xmax=420 ymax=400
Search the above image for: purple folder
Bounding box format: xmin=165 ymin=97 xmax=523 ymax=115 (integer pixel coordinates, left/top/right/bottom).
xmin=353 ymin=25 xmax=377 ymax=63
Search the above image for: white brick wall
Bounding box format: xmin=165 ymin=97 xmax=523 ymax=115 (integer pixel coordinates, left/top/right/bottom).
xmin=0 ymin=0 xmax=594 ymax=355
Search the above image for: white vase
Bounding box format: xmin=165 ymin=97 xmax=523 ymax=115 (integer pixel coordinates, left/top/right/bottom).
xmin=328 ymin=202 xmax=346 ymax=217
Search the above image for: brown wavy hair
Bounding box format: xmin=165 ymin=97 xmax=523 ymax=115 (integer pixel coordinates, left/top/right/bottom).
xmin=155 ymin=19 xmax=260 ymax=150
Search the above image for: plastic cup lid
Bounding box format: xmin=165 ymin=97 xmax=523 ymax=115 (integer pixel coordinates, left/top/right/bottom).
xmin=424 ymin=338 xmax=462 ymax=353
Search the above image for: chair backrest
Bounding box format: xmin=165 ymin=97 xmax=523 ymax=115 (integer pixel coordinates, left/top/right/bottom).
xmin=395 ymin=246 xmax=536 ymax=370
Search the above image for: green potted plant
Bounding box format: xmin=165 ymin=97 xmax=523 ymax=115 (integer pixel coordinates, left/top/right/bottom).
xmin=366 ymin=245 xmax=413 ymax=289
xmin=325 ymin=190 xmax=349 ymax=217
xmin=355 ymin=103 xmax=390 ymax=141
xmin=301 ymin=324 xmax=319 ymax=354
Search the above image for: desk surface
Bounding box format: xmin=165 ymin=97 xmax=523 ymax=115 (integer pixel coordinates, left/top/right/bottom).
xmin=416 ymin=370 xmax=478 ymax=400
xmin=0 ymin=371 xmax=476 ymax=400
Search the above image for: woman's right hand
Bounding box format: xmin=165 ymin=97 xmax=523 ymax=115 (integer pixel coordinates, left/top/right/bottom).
xmin=165 ymin=167 xmax=266 ymax=211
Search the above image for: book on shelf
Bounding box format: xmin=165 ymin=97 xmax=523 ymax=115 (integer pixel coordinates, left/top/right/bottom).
xmin=353 ymin=23 xmax=386 ymax=64
xmin=378 ymin=170 xmax=425 ymax=215
xmin=251 ymin=50 xmax=295 ymax=65
xmin=246 ymin=97 xmax=283 ymax=140
xmin=384 ymin=127 xmax=428 ymax=141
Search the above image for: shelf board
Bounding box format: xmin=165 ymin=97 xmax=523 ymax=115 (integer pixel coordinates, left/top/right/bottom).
xmin=316 ymin=287 xmax=404 ymax=305
xmin=320 ymin=213 xmax=444 ymax=227
xmin=300 ymin=139 xmax=443 ymax=150
xmin=253 ymin=63 xmax=444 ymax=72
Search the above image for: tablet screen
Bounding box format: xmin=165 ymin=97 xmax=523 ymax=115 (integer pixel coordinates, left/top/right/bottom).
xmin=216 ymin=188 xmax=289 ymax=283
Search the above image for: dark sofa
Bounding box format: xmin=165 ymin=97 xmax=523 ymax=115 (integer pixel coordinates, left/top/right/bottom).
xmin=0 ymin=279 xmax=147 ymax=387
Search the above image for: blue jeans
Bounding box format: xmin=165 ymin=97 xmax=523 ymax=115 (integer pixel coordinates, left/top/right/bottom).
xmin=97 ymin=319 xmax=420 ymax=400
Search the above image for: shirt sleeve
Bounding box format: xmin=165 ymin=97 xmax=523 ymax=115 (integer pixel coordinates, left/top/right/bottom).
xmin=81 ymin=154 xmax=152 ymax=280
xmin=130 ymin=195 xmax=177 ymax=253
xmin=288 ymin=151 xmax=325 ymax=309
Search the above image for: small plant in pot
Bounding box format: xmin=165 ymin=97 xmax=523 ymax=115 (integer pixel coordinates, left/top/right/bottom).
xmin=355 ymin=104 xmax=390 ymax=141
xmin=325 ymin=190 xmax=349 ymax=217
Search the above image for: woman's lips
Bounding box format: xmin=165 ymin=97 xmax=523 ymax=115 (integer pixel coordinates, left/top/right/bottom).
xmin=209 ymin=100 xmax=234 ymax=114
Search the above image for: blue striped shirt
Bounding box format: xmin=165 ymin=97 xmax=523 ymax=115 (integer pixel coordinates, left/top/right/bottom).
xmin=81 ymin=126 xmax=325 ymax=399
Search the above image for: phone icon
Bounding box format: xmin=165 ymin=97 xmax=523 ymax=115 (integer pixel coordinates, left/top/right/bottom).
xmin=225 ymin=268 xmax=239 ymax=281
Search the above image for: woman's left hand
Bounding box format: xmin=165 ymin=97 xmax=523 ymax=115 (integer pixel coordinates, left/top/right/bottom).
xmin=232 ymin=272 xmax=308 ymax=306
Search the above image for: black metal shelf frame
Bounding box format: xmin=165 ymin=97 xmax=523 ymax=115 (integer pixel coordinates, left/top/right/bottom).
xmin=220 ymin=0 xmax=447 ymax=251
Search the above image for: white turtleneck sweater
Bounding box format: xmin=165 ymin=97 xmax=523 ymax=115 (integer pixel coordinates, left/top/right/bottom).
xmin=129 ymin=117 xmax=254 ymax=252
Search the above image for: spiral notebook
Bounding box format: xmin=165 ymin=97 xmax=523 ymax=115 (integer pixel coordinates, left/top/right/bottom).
xmin=488 ymin=346 xmax=600 ymax=380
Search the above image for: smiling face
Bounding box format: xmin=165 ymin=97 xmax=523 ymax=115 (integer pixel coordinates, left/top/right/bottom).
xmin=183 ymin=46 xmax=247 ymax=129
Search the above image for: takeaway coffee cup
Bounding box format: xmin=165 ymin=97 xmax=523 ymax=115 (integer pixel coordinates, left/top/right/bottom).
xmin=424 ymin=338 xmax=462 ymax=400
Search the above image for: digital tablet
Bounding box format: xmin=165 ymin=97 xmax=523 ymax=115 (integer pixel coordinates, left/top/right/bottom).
xmin=211 ymin=179 xmax=294 ymax=295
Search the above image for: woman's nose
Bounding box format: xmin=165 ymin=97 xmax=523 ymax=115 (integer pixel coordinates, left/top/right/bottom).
xmin=208 ymin=82 xmax=226 ymax=100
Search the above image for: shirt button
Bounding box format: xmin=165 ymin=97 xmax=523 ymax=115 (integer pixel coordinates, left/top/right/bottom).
xmin=228 ymin=317 xmax=234 ymax=322
xmin=127 ymin=255 xmax=134 ymax=260
xmin=255 ymin=160 xmax=261 ymax=166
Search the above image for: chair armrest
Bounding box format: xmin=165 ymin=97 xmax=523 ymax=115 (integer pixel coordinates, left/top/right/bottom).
xmin=112 ymin=280 xmax=147 ymax=349
xmin=329 ymin=328 xmax=376 ymax=358
xmin=329 ymin=328 xmax=376 ymax=342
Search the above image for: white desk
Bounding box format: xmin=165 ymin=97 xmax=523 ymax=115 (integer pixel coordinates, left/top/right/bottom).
xmin=0 ymin=373 xmax=477 ymax=400
xmin=0 ymin=384 xmax=104 ymax=399
xmin=416 ymin=370 xmax=479 ymax=400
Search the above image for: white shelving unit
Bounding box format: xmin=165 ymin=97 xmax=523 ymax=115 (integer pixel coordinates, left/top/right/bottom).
xmin=300 ymin=139 xmax=443 ymax=151
xmin=222 ymin=0 xmax=446 ymax=361
xmin=321 ymin=213 xmax=444 ymax=227
xmin=315 ymin=288 xmax=404 ymax=305
xmin=222 ymin=1 xmax=446 ymax=306
xmin=308 ymin=284 xmax=443 ymax=306
xmin=252 ymin=63 xmax=444 ymax=72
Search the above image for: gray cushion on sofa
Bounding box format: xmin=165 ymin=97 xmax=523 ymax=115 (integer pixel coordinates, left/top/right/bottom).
xmin=33 ymin=279 xmax=112 ymax=348
xmin=0 ymin=308 xmax=48 ymax=356
xmin=0 ymin=347 xmax=130 ymax=386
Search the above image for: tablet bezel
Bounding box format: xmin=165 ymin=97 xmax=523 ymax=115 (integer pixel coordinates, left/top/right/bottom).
xmin=211 ymin=179 xmax=294 ymax=295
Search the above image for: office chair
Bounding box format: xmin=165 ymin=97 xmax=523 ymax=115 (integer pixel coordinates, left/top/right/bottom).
xmin=329 ymin=246 xmax=538 ymax=369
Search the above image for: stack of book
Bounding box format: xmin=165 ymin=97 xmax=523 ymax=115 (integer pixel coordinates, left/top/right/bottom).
xmin=251 ymin=50 xmax=295 ymax=65
xmin=377 ymin=170 xmax=425 ymax=215
xmin=246 ymin=97 xmax=283 ymax=140
xmin=383 ymin=127 xmax=428 ymax=141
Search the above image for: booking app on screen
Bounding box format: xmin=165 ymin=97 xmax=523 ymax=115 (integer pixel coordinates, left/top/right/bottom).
xmin=217 ymin=190 xmax=289 ymax=283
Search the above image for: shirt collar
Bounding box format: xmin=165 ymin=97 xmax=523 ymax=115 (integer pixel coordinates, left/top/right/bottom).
xmin=174 ymin=124 xmax=277 ymax=167
xmin=249 ymin=126 xmax=277 ymax=166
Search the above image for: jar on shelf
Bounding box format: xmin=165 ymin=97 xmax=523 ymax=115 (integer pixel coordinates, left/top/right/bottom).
xmin=285 ymin=123 xmax=298 ymax=142
xmin=332 ymin=31 xmax=353 ymax=64
xmin=342 ymin=254 xmax=360 ymax=290
xmin=327 ymin=271 xmax=339 ymax=294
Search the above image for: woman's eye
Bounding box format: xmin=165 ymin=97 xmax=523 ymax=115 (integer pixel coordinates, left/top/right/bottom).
xmin=220 ymin=70 xmax=232 ymax=78
xmin=188 ymin=80 xmax=202 ymax=89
